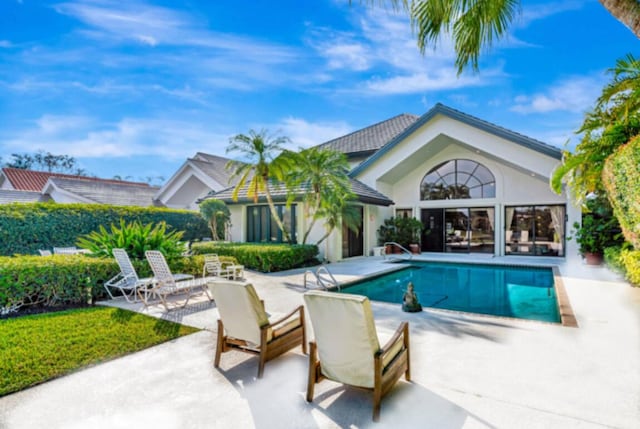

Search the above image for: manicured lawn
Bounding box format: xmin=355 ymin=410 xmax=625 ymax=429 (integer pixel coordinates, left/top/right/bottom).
xmin=0 ymin=306 xmax=199 ymax=396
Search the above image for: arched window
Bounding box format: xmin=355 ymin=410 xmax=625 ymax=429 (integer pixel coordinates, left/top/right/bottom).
xmin=420 ymin=159 xmax=495 ymax=200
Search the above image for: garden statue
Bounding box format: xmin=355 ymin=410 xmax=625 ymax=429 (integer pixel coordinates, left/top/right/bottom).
xmin=402 ymin=282 xmax=422 ymax=312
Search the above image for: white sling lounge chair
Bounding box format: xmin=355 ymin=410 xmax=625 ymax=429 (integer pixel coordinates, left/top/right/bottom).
xmin=103 ymin=248 xmax=154 ymax=303
xmin=303 ymin=290 xmax=411 ymax=422
xmin=144 ymin=250 xmax=213 ymax=310
xmin=210 ymin=280 xmax=306 ymax=378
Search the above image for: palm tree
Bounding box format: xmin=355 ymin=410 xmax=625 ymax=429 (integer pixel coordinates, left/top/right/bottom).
xmin=551 ymin=54 xmax=640 ymax=204
xmin=226 ymin=129 xmax=294 ymax=242
xmin=364 ymin=1 xmax=640 ymax=74
xmin=287 ymin=147 xmax=355 ymax=244
xmin=316 ymin=200 xmax=363 ymax=246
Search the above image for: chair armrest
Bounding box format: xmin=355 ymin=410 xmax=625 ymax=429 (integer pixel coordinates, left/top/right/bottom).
xmin=267 ymin=305 xmax=304 ymax=328
xmin=378 ymin=321 xmax=409 ymax=360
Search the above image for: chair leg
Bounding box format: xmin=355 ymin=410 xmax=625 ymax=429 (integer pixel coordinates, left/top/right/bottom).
xmin=214 ymin=320 xmax=224 ymax=368
xmin=306 ymin=342 xmax=318 ymax=402
xmin=257 ymin=327 xmax=268 ymax=378
xmin=404 ymin=324 xmax=411 ymax=381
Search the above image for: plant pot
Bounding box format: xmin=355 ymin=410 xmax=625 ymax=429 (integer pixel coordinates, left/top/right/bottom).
xmin=409 ymin=244 xmax=420 ymax=254
xmin=385 ymin=244 xmax=394 ymax=255
xmin=584 ymin=252 xmax=603 ymax=265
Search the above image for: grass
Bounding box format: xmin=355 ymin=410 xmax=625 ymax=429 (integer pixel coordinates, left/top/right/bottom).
xmin=0 ymin=306 xmax=199 ymax=396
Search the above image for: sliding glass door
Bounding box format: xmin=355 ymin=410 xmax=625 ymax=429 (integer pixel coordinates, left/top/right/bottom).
xmin=505 ymin=205 xmax=565 ymax=256
xmin=422 ymin=207 xmax=494 ymax=254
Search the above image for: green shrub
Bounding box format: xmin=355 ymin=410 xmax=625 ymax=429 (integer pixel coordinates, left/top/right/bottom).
xmin=191 ymin=242 xmax=318 ymax=272
xmin=0 ymin=254 xmax=233 ymax=314
xmin=77 ymin=220 xmax=185 ymax=260
xmin=603 ymin=136 xmax=640 ymax=250
xmin=604 ymin=245 xmax=626 ymax=273
xmin=620 ymin=249 xmax=640 ymax=286
xmin=0 ymin=202 xmax=209 ymax=256
xmin=0 ymin=255 xmax=118 ymax=314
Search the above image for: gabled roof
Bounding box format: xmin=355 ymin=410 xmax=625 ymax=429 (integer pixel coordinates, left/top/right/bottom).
xmin=315 ymin=113 xmax=419 ymax=157
xmin=351 ymin=103 xmax=562 ymax=177
xmin=45 ymin=177 xmax=160 ymax=207
xmin=188 ymin=156 xmax=237 ymax=187
xmin=205 ymin=178 xmax=393 ymax=207
xmin=1 ymin=167 xmax=150 ymax=192
xmin=0 ymin=189 xmax=50 ymax=204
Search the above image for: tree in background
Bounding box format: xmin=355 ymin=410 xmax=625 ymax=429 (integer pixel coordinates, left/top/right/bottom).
xmin=226 ymin=129 xmax=294 ymax=242
xmin=287 ymin=147 xmax=356 ymax=245
xmin=366 ymin=0 xmax=640 ymax=74
xmin=199 ymin=198 xmax=231 ymax=241
xmin=4 ymin=151 xmax=87 ymax=175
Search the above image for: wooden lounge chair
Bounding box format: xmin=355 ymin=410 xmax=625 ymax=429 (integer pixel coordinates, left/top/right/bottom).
xmin=303 ymin=290 xmax=411 ymax=422
xmin=209 ymin=280 xmax=306 ymax=378
xmin=144 ymin=250 xmax=213 ymax=310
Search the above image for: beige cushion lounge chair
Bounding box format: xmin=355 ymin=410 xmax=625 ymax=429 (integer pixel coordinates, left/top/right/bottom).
xmin=303 ymin=290 xmax=411 ymax=422
xmin=209 ymin=280 xmax=306 ymax=378
xmin=144 ymin=250 xmax=213 ymax=310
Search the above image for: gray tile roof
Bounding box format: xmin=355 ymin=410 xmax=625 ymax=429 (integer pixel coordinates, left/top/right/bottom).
xmin=351 ymin=103 xmax=563 ymax=177
xmin=49 ymin=177 xmax=160 ymax=207
xmin=204 ymin=178 xmax=393 ymax=207
xmin=0 ymin=190 xmax=50 ymax=204
xmin=315 ymin=113 xmax=419 ymax=156
xmin=189 ymin=153 xmax=238 ymax=187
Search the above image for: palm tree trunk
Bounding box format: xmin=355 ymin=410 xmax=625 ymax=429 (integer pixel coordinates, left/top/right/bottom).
xmin=264 ymin=184 xmax=292 ymax=243
xmin=599 ymin=0 xmax=640 ymax=37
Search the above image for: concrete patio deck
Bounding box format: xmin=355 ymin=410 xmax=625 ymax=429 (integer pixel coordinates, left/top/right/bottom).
xmin=1 ymin=254 xmax=639 ymax=428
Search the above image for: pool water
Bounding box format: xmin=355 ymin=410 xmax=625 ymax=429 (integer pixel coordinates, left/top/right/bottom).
xmin=340 ymin=262 xmax=560 ymax=323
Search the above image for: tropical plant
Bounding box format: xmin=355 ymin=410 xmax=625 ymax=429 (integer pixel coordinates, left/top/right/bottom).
xmin=377 ymin=215 xmax=424 ymax=249
xmin=316 ymin=202 xmax=362 ymax=247
xmin=76 ymin=220 xmax=184 ymax=260
xmin=551 ymin=54 xmax=640 ymax=206
xmin=286 ymin=147 xmax=356 ymax=244
xmin=199 ymin=198 xmax=231 ymax=241
xmin=226 ymin=129 xmax=294 ymax=242
xmin=362 ymin=1 xmax=640 ymax=73
xmin=569 ymin=197 xmax=621 ymax=256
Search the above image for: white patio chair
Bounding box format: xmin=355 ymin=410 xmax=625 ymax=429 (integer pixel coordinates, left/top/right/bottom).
xmin=144 ymin=250 xmax=213 ymax=310
xmin=38 ymin=249 xmax=52 ymax=256
xmin=202 ymin=254 xmax=231 ymax=278
xmin=53 ymin=246 xmax=78 ymax=255
xmin=210 ymin=280 xmax=306 ymax=378
xmin=304 ymin=290 xmax=411 ymax=422
xmin=103 ymin=249 xmax=153 ymax=303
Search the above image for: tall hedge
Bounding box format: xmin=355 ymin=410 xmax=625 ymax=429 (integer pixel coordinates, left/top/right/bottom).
xmin=0 ymin=202 xmax=210 ymax=256
xmin=603 ymin=136 xmax=640 ymax=249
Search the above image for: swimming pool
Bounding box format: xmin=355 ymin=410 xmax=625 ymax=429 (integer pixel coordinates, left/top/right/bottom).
xmin=339 ymin=261 xmax=561 ymax=323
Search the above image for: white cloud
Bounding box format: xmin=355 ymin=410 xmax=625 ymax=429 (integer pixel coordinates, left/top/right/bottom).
xmin=0 ymin=40 xmax=12 ymax=48
xmin=308 ymin=8 xmax=501 ymax=95
xmin=270 ymin=117 xmax=353 ymax=148
xmin=2 ymin=115 xmax=232 ymax=160
xmin=511 ymin=75 xmax=603 ymax=114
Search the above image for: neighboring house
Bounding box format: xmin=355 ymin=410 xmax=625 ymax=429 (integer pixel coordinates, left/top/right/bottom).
xmin=0 ymin=167 xmax=159 ymax=207
xmin=154 ymin=152 xmax=236 ymax=210
xmin=204 ymin=103 xmax=579 ymax=262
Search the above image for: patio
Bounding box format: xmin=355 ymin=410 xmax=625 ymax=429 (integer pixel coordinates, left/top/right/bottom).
xmin=1 ymin=254 xmax=639 ymax=428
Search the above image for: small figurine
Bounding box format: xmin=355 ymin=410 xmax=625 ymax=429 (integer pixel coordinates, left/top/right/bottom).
xmin=402 ymin=282 xmax=422 ymax=312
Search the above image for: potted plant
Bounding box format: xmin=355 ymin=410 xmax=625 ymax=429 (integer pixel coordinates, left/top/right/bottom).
xmin=377 ymin=216 xmax=424 ymax=254
xmin=570 ymin=196 xmax=622 ymax=265
xmin=377 ymin=217 xmax=398 ymax=254
xmin=571 ymin=215 xmax=619 ymax=265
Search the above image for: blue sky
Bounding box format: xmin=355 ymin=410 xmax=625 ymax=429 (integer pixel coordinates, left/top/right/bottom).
xmin=0 ymin=0 xmax=637 ymax=183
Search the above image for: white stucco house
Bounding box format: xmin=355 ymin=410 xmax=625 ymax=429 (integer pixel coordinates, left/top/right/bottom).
xmin=154 ymin=152 xmax=236 ymax=210
xmin=203 ymin=103 xmax=579 ymax=262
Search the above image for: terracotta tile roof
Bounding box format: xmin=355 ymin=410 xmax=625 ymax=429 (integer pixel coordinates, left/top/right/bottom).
xmin=1 ymin=168 xmax=151 ymax=192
